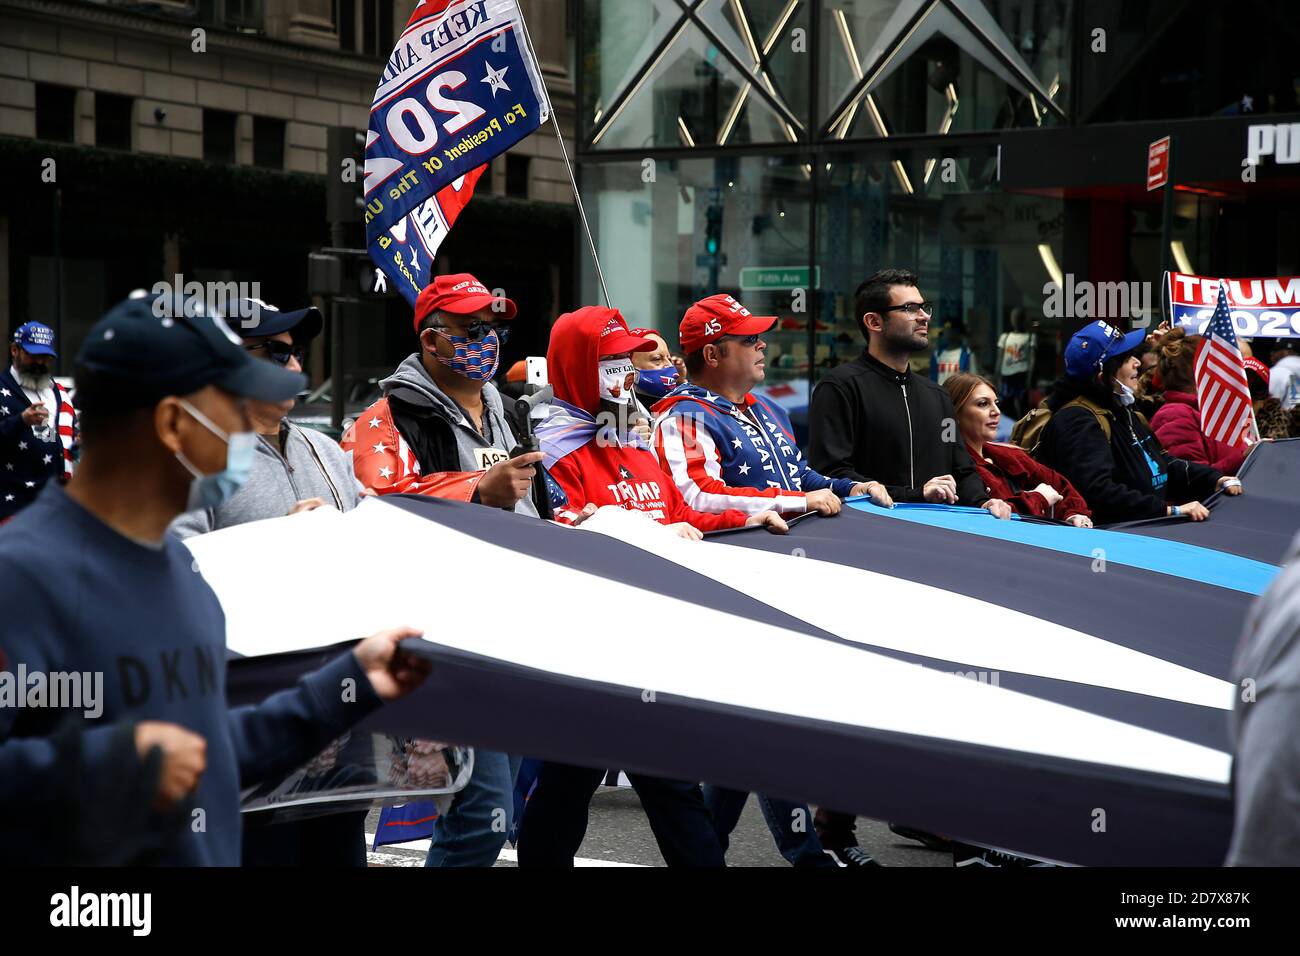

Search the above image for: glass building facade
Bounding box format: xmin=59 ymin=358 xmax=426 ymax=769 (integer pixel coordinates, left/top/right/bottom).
xmin=574 ymin=0 xmax=1300 ymax=416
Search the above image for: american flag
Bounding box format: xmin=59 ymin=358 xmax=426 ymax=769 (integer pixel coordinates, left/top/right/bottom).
xmin=1194 ymin=282 xmax=1255 ymax=449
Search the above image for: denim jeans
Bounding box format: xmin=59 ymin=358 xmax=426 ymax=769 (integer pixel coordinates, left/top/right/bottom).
xmin=703 ymin=785 xmax=835 ymax=867
xmin=424 ymin=750 xmax=522 ymax=867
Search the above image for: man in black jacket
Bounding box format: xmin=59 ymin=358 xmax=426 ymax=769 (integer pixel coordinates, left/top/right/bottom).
xmin=807 ymin=269 xmax=1009 ymax=865
xmin=809 ymin=269 xmax=1008 ymax=514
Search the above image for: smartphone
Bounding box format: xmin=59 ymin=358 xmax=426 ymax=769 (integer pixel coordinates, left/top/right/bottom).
xmin=525 ymin=356 xmax=549 ymax=421
xmin=526 ymin=356 xmax=547 ymax=390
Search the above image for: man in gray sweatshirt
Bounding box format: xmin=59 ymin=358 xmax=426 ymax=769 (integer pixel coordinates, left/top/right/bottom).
xmin=169 ymin=298 xmax=373 ymax=866
xmin=170 ymin=300 xmax=365 ymax=537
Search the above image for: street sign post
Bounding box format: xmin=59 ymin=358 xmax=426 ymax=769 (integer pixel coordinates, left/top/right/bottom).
xmin=1150 ymin=136 xmax=1175 ymax=308
xmin=738 ymin=266 xmax=820 ymax=291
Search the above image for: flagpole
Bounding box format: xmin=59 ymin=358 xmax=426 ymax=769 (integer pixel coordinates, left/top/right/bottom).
xmin=513 ymin=9 xmax=612 ymax=307
xmin=549 ymin=115 xmax=612 ymax=308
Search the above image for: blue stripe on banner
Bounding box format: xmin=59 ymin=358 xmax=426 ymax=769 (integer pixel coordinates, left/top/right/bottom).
xmin=846 ymin=499 xmax=1279 ymax=596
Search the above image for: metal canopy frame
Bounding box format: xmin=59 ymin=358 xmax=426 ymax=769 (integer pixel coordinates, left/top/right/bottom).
xmin=578 ymin=0 xmax=1070 ymax=155
xmin=583 ymin=0 xmax=807 ymax=150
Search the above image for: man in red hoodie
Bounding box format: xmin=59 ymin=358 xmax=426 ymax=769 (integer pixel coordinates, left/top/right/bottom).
xmin=536 ymin=305 xmax=787 ymax=538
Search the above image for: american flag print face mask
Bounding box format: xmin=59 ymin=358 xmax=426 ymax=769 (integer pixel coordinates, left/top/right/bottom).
xmin=432 ymin=327 xmax=501 ymax=382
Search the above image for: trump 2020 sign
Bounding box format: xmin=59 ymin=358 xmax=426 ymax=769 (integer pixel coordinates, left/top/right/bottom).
xmin=364 ymin=0 xmax=550 ymax=295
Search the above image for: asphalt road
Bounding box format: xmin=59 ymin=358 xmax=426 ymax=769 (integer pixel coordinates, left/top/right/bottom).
xmin=365 ymin=789 xmax=951 ymax=867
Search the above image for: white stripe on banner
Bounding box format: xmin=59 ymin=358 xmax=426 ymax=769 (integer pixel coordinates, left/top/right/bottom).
xmin=187 ymin=499 xmax=1231 ymax=784
xmin=575 ymin=507 xmax=1233 ymax=710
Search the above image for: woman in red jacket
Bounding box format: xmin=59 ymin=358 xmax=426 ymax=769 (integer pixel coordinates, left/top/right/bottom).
xmin=1149 ymin=327 xmax=1247 ymax=475
xmin=944 ymin=373 xmax=1093 ymax=526
xmin=537 ymin=305 xmax=788 ymax=539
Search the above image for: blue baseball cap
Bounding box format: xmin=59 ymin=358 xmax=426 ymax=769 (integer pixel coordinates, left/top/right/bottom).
xmin=75 ymin=294 xmax=305 ymax=412
xmin=13 ymin=321 xmax=57 ymax=357
xmin=1064 ymin=320 xmax=1147 ymax=379
xmin=213 ymin=299 xmax=323 ymax=344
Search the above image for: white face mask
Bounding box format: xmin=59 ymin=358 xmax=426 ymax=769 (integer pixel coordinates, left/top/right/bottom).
xmin=1115 ymin=380 xmax=1136 ymax=406
xmin=598 ymin=357 xmax=636 ymax=405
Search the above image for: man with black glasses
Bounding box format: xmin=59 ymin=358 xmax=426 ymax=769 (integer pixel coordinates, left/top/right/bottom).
xmin=809 ymin=268 xmax=1003 ymax=512
xmin=168 ymin=298 xmax=377 ymax=865
xmin=807 ymin=268 xmax=1009 ymax=865
xmin=170 ymin=299 xmax=364 ymax=537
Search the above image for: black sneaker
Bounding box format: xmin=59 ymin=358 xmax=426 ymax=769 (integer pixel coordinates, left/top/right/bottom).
xmin=888 ymin=823 xmax=954 ymax=852
xmin=828 ymin=845 xmax=883 ymax=867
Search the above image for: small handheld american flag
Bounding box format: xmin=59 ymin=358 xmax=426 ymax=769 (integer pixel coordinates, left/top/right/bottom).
xmin=1194 ymin=281 xmax=1255 ymax=450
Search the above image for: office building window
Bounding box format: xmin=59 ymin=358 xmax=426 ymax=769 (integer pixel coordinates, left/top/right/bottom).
xmin=337 ymin=0 xmax=393 ymax=56
xmin=203 ymin=109 xmax=237 ymax=164
xmin=253 ymin=116 xmax=285 ymax=169
xmin=35 ymin=83 xmax=76 ymax=143
xmin=95 ymin=93 xmax=134 ymax=151
xmin=506 ymin=154 xmax=531 ymax=198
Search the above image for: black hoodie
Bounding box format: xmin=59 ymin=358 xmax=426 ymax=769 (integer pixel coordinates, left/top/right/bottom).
xmin=808 ymin=350 xmax=987 ymax=505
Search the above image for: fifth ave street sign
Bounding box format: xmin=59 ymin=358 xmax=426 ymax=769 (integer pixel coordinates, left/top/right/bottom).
xmin=739 ymin=266 xmax=820 ymax=291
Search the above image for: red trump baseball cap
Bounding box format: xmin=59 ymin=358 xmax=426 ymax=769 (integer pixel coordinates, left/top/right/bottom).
xmin=413 ymin=273 xmax=517 ymax=332
xmin=678 ymin=294 xmax=776 ymax=353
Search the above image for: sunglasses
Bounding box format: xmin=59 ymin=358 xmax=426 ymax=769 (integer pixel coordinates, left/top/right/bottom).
xmin=882 ymin=301 xmax=935 ymax=317
xmin=718 ymin=334 xmax=762 ymax=347
xmin=429 ymin=319 xmax=512 ymax=343
xmin=245 ymin=341 xmax=305 ymax=366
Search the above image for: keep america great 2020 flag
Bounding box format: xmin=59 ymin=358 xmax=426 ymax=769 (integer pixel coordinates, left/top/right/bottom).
xmin=365 ymin=0 xmax=550 ymax=302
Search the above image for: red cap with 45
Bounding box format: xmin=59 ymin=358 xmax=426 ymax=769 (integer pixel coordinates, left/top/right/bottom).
xmin=678 ymin=294 xmax=776 ymax=353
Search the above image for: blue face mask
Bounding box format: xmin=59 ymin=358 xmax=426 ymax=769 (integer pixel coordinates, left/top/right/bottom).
xmin=635 ymin=367 xmax=678 ymax=400
xmin=175 ymin=399 xmax=257 ymax=510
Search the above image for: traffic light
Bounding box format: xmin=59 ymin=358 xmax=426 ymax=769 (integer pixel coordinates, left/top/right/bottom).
xmin=326 ymin=126 xmax=366 ymax=225
xmin=705 ymin=203 xmax=723 ymax=256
